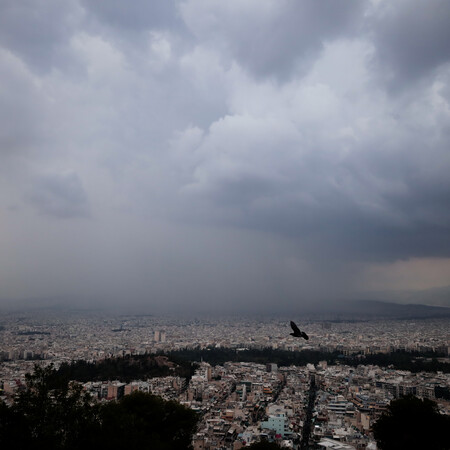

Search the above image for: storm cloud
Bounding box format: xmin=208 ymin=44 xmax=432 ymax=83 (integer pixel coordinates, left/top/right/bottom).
xmin=1 ymin=0 xmax=450 ymax=312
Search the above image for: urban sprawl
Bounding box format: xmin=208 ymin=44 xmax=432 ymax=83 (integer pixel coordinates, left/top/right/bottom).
xmin=1 ymin=313 xmax=449 ymax=449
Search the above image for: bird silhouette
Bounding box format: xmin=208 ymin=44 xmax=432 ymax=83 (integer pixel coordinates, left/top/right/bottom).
xmin=290 ymin=321 xmax=309 ymax=340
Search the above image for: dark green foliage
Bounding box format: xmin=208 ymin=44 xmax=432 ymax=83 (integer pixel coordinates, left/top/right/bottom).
xmin=57 ymin=354 xmax=196 ymax=383
xmin=167 ymin=347 xmax=341 ymax=367
xmin=166 ymin=347 xmax=449 ymax=373
xmin=0 ymin=364 xmax=100 ymax=450
xmin=0 ymin=364 xmax=199 ymax=450
xmin=346 ymin=352 xmax=450 ymax=373
xmin=56 ymin=349 xmax=448 ymax=384
xmin=99 ymin=391 xmax=198 ymax=450
xmin=373 ymin=395 xmax=450 ymax=450
xmin=435 ymin=385 xmax=450 ymax=400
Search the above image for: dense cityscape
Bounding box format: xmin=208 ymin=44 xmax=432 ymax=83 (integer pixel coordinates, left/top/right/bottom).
xmin=1 ymin=311 xmax=449 ymax=449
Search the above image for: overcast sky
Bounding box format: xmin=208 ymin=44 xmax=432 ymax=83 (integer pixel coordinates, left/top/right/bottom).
xmin=1 ymin=0 xmax=450 ymax=313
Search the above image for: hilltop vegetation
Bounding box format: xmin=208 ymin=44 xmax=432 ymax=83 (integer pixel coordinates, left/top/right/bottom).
xmin=0 ymin=364 xmax=198 ymax=450
xmin=165 ymin=347 xmax=450 ymax=374
xmin=373 ymin=395 xmax=450 ymax=449
xmin=57 ymin=354 xmax=197 ymax=383
xmin=54 ymin=348 xmax=449 ymax=385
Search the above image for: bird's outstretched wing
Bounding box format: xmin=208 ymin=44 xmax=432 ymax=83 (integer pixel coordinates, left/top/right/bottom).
xmin=290 ymin=321 xmax=301 ymax=335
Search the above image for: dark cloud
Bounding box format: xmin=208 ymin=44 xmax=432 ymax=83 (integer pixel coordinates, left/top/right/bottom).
xmin=180 ymin=0 xmax=364 ymax=80
xmin=1 ymin=1 xmax=450 ymax=310
xmin=0 ymin=49 xmax=46 ymax=155
xmin=81 ymin=0 xmax=182 ymax=32
xmin=370 ymin=0 xmax=450 ymax=88
xmin=0 ymin=0 xmax=82 ymax=72
xmin=27 ymin=173 xmax=90 ymax=219
xmin=167 ymin=70 xmax=450 ymax=262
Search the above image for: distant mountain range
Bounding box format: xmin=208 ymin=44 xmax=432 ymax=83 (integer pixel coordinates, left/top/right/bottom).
xmin=1 ymin=297 xmax=449 ymax=320
xmin=304 ymin=299 xmax=450 ymax=320
xmin=369 ymin=285 xmax=450 ymax=308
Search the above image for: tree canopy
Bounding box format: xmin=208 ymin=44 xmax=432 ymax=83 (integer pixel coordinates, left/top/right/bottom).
xmin=0 ymin=364 xmax=198 ymax=450
xmin=99 ymin=391 xmax=198 ymax=450
xmin=373 ymin=395 xmax=450 ymax=450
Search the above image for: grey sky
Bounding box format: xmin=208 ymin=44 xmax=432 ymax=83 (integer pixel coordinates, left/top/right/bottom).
xmin=1 ymin=0 xmax=450 ymax=313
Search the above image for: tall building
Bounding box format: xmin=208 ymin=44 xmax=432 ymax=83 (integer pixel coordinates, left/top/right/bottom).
xmin=107 ymin=382 xmax=125 ymax=400
xmin=154 ymin=330 xmax=166 ymax=342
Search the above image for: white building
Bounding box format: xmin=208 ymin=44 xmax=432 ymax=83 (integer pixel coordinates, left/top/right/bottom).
xmin=260 ymin=413 xmax=292 ymax=438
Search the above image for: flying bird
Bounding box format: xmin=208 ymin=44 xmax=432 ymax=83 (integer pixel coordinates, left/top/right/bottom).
xmin=290 ymin=321 xmax=309 ymax=340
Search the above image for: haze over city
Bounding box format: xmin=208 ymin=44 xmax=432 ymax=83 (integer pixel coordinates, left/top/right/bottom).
xmin=1 ymin=0 xmax=450 ymax=314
